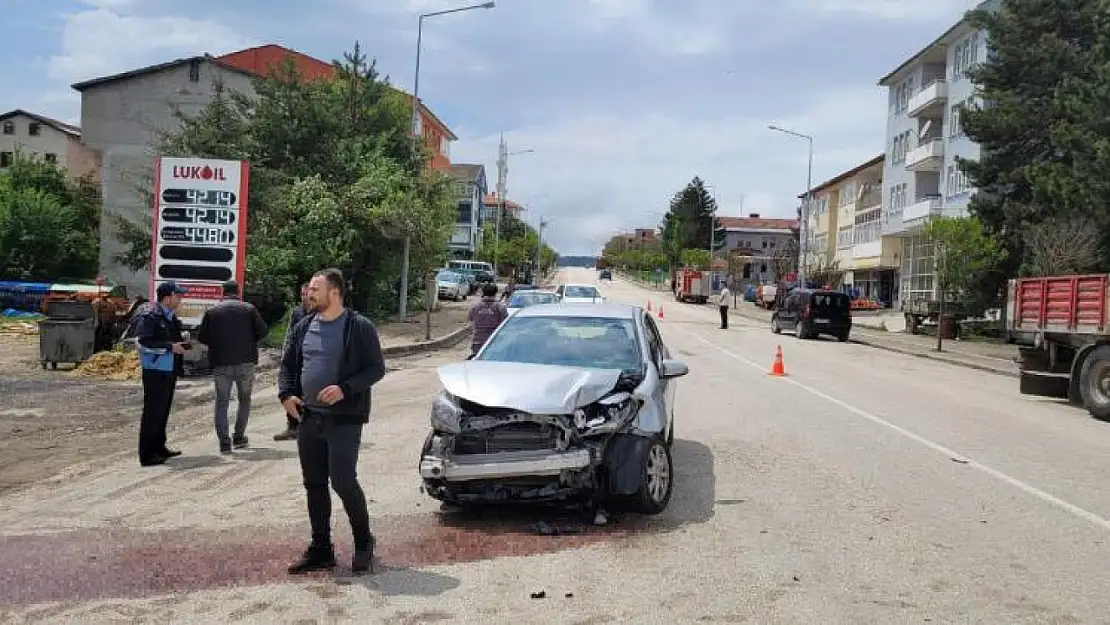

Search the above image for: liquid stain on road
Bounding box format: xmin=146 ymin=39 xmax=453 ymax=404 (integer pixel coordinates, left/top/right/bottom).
xmin=0 ymin=508 xmax=676 ymax=606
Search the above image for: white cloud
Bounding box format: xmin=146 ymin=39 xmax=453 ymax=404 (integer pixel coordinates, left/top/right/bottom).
xmin=453 ymin=86 xmax=885 ymax=255
xmin=47 ymin=7 xmax=255 ymax=85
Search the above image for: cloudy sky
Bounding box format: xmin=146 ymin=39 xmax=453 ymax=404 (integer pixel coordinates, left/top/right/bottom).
xmin=2 ymin=0 xmax=978 ymax=255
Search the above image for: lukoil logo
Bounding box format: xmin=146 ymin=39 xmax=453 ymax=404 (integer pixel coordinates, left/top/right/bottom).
xmin=172 ymin=165 xmax=226 ymax=181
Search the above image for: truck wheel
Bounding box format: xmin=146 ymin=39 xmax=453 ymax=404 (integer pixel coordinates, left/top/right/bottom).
xmin=1078 ymin=345 xmax=1110 ymax=421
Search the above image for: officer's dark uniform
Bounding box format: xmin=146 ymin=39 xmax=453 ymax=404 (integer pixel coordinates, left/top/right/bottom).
xmin=133 ymin=284 xmax=187 ymax=466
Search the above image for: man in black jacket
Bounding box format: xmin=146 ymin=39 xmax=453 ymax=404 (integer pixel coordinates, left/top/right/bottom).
xmin=278 ymin=268 xmax=386 ymax=575
xmin=133 ymin=281 xmax=189 ymax=466
xmin=197 ymin=281 xmax=268 ymax=454
xmin=274 ymin=282 xmax=311 ymax=441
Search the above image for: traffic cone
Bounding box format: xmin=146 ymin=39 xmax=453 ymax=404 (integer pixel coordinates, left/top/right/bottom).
xmin=769 ymin=345 xmax=786 ymax=377
xmin=646 ymin=300 xmax=652 ymax=312
xmin=657 ymin=305 xmax=664 ymax=320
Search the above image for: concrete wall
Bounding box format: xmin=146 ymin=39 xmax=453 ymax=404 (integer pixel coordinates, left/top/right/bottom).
xmin=81 ymin=59 xmax=256 ymax=295
xmin=1 ymin=115 xmax=72 ymax=169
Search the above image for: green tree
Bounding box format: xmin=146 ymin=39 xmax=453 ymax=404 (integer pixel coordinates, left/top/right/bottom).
xmin=960 ymin=0 xmax=1106 ymax=280
xmin=679 ymin=249 xmax=711 ymax=269
xmin=925 ymin=216 xmax=1004 ymax=315
xmin=659 ymin=177 xmax=722 ymax=270
xmin=0 ymin=154 xmax=100 ymax=280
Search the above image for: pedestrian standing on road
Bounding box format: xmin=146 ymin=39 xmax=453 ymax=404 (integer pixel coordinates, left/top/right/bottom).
xmin=197 ymin=280 xmax=268 ymax=454
xmin=134 ymin=281 xmax=189 ymax=467
xmin=279 ymin=268 xmax=386 ymax=575
xmin=468 ymin=283 xmax=507 ymax=359
xmin=275 ymin=282 xmax=311 ymax=441
xmin=718 ymin=284 xmax=731 ymax=329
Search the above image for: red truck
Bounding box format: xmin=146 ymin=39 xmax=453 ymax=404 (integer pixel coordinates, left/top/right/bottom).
xmin=1008 ymin=274 xmax=1110 ymax=420
xmin=673 ymin=268 xmax=711 ymax=304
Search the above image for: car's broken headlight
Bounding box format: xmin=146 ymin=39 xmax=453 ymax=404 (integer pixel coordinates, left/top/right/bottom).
xmin=574 ymin=391 xmax=636 ymax=434
xmin=430 ymin=392 xmax=463 ymax=434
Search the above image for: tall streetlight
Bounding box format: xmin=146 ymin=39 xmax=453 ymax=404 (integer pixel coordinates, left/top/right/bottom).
xmin=493 ymin=139 xmax=535 ymax=274
xmin=768 ymin=124 xmax=813 ymax=288
xmin=399 ymin=0 xmax=495 ymax=321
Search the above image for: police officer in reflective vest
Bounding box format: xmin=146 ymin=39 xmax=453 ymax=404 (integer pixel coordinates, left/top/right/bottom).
xmin=133 ymin=281 xmax=189 ymax=466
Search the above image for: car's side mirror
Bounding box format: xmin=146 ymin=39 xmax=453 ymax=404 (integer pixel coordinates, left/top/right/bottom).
xmin=659 ymin=358 xmax=689 ymax=379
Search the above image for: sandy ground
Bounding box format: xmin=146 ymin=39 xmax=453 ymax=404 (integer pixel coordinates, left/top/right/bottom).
xmin=0 ymin=300 xmax=472 ymax=498
xmin=2 ymin=270 xmax=1110 ymax=622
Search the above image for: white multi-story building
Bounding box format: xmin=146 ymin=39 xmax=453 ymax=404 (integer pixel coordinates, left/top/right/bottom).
xmin=877 ymin=0 xmax=996 ymax=307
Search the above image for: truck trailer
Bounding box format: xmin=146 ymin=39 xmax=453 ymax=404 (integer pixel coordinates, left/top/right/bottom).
xmin=1009 ymin=274 xmax=1110 ymax=420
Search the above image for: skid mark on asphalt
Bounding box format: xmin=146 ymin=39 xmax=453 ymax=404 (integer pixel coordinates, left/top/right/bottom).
xmin=673 ymin=325 xmax=1110 ymax=533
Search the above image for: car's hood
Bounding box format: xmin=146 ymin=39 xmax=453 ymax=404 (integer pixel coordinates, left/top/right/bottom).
xmin=437 ymin=361 xmax=622 ymax=414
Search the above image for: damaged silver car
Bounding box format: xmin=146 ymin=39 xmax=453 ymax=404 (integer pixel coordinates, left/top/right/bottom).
xmin=419 ymin=302 xmax=689 ymax=514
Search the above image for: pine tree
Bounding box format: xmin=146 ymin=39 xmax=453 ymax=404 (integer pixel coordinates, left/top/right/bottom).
xmin=960 ymin=0 xmax=1105 ymax=276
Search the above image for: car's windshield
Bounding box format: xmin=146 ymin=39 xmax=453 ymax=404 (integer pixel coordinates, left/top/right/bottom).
xmin=436 ymin=272 xmax=460 ymax=283
xmin=478 ymin=315 xmax=642 ymax=372
xmin=508 ymin=291 xmax=558 ymax=308
xmin=563 ymin=285 xmax=601 ymax=299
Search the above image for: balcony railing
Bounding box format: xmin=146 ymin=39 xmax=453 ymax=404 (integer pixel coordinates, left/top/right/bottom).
xmin=903 ymin=196 xmax=941 ymax=223
xmin=905 ymin=138 xmax=944 ymax=171
xmin=908 ymin=79 xmax=948 ymax=118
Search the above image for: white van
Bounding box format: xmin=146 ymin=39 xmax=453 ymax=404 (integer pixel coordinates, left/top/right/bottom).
xmin=447 ymin=260 xmax=494 ymax=275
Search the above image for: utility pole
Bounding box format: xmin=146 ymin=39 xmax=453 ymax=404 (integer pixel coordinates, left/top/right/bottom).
xmin=494 ymin=133 xmax=507 ymax=276
xmin=535 ymin=216 xmax=547 ymax=280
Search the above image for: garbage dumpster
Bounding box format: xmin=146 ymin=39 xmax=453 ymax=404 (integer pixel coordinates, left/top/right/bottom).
xmin=39 ymin=300 xmax=96 ymax=369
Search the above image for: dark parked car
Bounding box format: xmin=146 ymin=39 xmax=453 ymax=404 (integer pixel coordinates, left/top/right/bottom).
xmin=599 ymin=269 xmax=612 ymax=280
xmin=771 ymin=288 xmax=852 ymax=341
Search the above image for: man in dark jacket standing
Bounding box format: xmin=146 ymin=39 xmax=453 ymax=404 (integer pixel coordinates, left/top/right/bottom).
xmin=133 ymin=281 xmax=189 ymax=467
xmin=275 ymin=282 xmax=311 ymax=441
xmin=197 ymin=281 xmax=268 ymax=454
xmin=468 ymin=282 xmax=507 ymax=358
xmin=278 ymin=268 xmax=386 ymax=575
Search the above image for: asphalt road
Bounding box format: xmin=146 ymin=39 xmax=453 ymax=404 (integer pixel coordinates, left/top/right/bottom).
xmin=2 ymin=267 xmax=1110 ymax=623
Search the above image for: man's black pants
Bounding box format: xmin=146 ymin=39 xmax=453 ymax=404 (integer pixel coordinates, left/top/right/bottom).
xmin=719 ymin=305 xmax=729 ymax=329
xmin=297 ymin=409 xmax=372 ymax=550
xmin=139 ymin=369 xmax=177 ymax=462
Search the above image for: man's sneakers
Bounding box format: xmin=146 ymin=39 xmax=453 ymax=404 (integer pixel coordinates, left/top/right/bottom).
xmin=233 ymin=435 xmax=249 ymax=449
xmin=288 ymin=545 xmax=338 ymax=574
xmin=273 ymin=428 xmax=297 ymax=441
xmin=288 ymin=538 xmax=375 ymax=575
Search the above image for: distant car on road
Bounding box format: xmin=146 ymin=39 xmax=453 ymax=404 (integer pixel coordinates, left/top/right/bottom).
xmin=435 ymin=271 xmax=468 ymax=302
xmin=506 ymin=290 xmax=559 ymax=315
xmin=418 ymin=302 xmax=689 ymax=513
xmin=556 ymin=283 xmax=604 ymax=303
xmin=771 ymin=288 xmax=852 ymax=341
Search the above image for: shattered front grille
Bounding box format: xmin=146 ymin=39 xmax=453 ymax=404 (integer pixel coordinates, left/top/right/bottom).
xmin=455 ymin=422 xmax=558 ymax=454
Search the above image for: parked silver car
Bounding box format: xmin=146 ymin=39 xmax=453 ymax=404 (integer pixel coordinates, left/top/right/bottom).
xmin=435 ymin=271 xmax=467 ymax=301
xmin=419 ymin=303 xmax=689 ymax=514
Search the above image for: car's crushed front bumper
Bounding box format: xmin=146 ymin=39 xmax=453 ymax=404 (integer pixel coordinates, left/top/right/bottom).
xmin=420 ymin=448 xmax=592 ymax=482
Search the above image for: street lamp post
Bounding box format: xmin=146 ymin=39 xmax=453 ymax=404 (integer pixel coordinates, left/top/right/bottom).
xmin=768 ymin=124 xmax=813 ymax=288
xmin=400 ymin=1 xmax=495 ymax=321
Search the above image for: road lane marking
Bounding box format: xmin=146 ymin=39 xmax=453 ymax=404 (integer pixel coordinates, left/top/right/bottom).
xmin=674 ymin=326 xmax=1110 ymax=532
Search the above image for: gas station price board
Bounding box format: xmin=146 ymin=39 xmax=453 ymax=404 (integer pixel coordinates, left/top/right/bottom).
xmin=150 ymin=157 xmax=250 ymax=326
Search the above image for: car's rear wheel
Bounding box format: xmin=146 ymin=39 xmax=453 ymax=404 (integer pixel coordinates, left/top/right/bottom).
xmin=633 ymin=439 xmax=673 ymax=514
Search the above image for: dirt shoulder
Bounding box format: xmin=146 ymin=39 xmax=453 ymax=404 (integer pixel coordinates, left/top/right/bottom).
xmin=0 ymin=301 xmax=471 ymax=497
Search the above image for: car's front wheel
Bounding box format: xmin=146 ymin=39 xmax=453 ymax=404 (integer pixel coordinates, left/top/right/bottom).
xmin=771 ymin=315 xmax=781 ymax=334
xmin=633 ymin=439 xmax=673 ymax=514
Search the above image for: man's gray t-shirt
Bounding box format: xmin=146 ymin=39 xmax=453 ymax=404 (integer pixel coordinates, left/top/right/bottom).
xmin=301 ymin=310 xmax=347 ymax=411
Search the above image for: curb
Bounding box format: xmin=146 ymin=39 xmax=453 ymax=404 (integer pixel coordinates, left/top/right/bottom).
xmin=616 ymin=273 xmax=1019 ymax=378
xmin=382 ymin=325 xmax=472 ymax=358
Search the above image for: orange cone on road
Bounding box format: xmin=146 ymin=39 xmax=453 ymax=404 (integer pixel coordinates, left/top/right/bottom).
xmin=769 ymin=345 xmax=786 ymax=377
xmin=657 ymin=305 xmax=664 ymax=320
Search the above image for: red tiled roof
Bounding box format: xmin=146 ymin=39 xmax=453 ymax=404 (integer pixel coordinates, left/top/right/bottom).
xmin=718 ymin=216 xmax=798 ymax=231
xmin=484 ymin=194 xmax=522 ymax=210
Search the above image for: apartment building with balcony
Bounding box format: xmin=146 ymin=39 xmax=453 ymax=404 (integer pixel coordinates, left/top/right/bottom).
xmin=801 ymin=186 xmax=837 ymax=271
xmin=877 ymin=0 xmax=995 ymax=307
xmin=448 ymin=164 xmax=488 ymax=259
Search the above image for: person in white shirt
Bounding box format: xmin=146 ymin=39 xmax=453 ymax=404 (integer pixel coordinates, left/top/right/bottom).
xmin=718 ymin=285 xmax=731 ymax=329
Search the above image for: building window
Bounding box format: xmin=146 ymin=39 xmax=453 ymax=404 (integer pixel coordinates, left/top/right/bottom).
xmin=0 ymin=152 xmax=12 ymax=167
xmin=44 ymin=153 xmax=57 ymax=163
xmin=838 ymin=225 xmax=853 ymax=248
xmin=1 ymin=122 xmax=12 ymax=135
xmin=28 ymin=123 xmax=40 ymax=136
